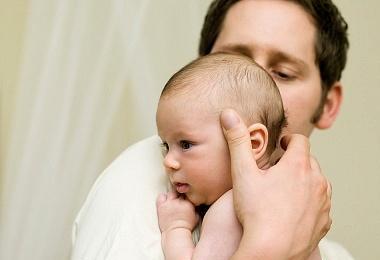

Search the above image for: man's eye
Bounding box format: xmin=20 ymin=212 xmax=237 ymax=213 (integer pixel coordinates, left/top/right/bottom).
xmin=272 ymin=70 xmax=295 ymax=81
xmin=180 ymin=140 xmax=193 ymax=150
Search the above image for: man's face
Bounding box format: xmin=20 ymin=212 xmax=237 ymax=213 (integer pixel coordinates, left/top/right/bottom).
xmin=156 ymin=95 xmax=232 ymax=206
xmin=212 ymin=0 xmax=323 ymax=136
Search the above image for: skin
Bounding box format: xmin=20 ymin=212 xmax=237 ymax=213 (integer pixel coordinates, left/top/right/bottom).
xmin=210 ymin=3 xmax=338 ymax=258
xmin=156 ymin=95 xmax=232 ymax=206
xmin=156 ymin=94 xmax=237 ymax=260
xmin=157 ymin=190 xmax=243 ymax=260
xmin=157 ymin=90 xmax=269 ymax=206
xmin=211 ymin=0 xmax=342 ymax=136
xmin=156 ymin=93 xmax=270 ymax=260
xmin=221 ymin=109 xmax=331 ymax=260
xmin=158 ymin=0 xmax=340 ymax=258
xmin=156 ymin=102 xmax=325 ymax=260
xmin=156 ymin=101 xmax=325 ymax=260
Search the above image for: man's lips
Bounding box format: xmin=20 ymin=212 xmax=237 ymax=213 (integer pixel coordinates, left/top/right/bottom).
xmin=174 ymin=182 xmax=190 ymax=193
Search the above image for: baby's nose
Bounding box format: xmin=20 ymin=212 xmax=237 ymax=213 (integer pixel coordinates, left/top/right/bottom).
xmin=163 ymin=152 xmax=180 ymax=172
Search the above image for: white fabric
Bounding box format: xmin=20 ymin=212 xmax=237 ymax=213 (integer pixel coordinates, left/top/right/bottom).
xmin=320 ymin=239 xmax=355 ymax=260
xmin=72 ymin=136 xmax=167 ymax=259
xmin=72 ymin=135 xmax=355 ymax=260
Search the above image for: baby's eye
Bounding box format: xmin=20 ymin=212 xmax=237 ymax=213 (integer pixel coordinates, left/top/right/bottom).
xmin=179 ymin=140 xmax=193 ymax=150
xmin=160 ymin=142 xmax=169 ymax=154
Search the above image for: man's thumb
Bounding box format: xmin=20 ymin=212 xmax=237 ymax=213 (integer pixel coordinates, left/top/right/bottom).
xmin=220 ymin=109 xmax=259 ymax=178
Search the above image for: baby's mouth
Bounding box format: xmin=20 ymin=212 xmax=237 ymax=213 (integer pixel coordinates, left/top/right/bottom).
xmin=174 ymin=182 xmax=190 ymax=193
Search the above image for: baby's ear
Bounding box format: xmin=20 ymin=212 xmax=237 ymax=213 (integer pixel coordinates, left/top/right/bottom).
xmin=247 ymin=123 xmax=268 ymax=160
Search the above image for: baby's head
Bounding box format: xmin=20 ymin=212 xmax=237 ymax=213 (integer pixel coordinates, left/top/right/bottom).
xmin=156 ymin=53 xmax=286 ymax=206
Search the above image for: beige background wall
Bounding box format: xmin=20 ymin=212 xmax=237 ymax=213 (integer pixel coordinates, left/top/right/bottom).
xmin=1 ymin=0 xmax=379 ymax=259
xmin=312 ymin=0 xmax=380 ymax=258
xmin=0 ymin=1 xmax=28 ymax=183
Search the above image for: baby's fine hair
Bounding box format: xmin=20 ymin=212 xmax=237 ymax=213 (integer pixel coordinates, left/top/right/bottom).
xmin=161 ymin=53 xmax=287 ymax=154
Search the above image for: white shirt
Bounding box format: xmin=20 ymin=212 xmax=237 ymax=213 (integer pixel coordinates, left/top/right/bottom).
xmin=71 ymin=135 xmax=354 ymax=260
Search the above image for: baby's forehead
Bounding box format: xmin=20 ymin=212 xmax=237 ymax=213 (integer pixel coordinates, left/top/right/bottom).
xmin=157 ymin=92 xmax=221 ymax=135
xmin=166 ymin=69 xmax=219 ymax=94
xmin=162 ymin=72 xmax=221 ymax=101
xmin=159 ymin=86 xmax=219 ymax=115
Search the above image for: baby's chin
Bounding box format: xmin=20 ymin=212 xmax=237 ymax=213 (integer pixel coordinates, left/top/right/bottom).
xmin=186 ymin=194 xmax=215 ymax=207
xmin=186 ymin=195 xmax=201 ymax=206
xmin=184 ymin=193 xmax=202 ymax=206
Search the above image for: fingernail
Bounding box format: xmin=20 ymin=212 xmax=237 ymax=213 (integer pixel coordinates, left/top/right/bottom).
xmin=221 ymin=109 xmax=240 ymax=130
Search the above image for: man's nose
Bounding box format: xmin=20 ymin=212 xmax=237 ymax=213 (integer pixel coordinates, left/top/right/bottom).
xmin=251 ymin=55 xmax=268 ymax=72
xmin=163 ymin=151 xmax=180 ymax=172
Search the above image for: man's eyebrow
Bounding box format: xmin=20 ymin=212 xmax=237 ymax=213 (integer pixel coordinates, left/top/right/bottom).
xmin=216 ymin=43 xmax=309 ymax=69
xmin=216 ymin=44 xmax=252 ymax=57
xmin=268 ymin=50 xmax=309 ymax=69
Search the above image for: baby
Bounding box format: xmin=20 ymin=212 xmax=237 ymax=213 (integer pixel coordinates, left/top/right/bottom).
xmin=156 ymin=53 xmax=318 ymax=259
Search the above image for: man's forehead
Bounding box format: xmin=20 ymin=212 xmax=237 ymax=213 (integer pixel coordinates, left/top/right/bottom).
xmin=212 ymin=0 xmax=317 ymax=68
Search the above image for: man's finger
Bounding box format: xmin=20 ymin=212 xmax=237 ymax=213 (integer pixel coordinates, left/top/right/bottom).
xmin=220 ymin=109 xmax=259 ymax=181
xmin=278 ymin=134 xmax=311 ymax=167
xmin=309 ymin=155 xmax=321 ymax=172
xmin=327 ymin=181 xmax=333 ymax=199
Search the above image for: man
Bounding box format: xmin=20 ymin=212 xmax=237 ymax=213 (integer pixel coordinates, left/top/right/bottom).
xmin=71 ymin=0 xmax=352 ymax=259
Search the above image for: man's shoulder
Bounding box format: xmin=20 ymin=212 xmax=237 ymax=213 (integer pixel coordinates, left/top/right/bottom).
xmin=116 ymin=134 xmax=161 ymax=162
xmin=85 ymin=135 xmax=165 ymax=194
xmin=108 ymin=135 xmax=163 ymax=172
xmin=71 ymin=135 xmax=167 ymax=260
xmin=80 ymin=134 xmax=166 ymax=201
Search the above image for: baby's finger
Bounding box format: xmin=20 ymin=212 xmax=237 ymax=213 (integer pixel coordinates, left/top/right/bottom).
xmin=167 ymin=190 xmax=178 ymax=200
xmin=156 ymin=193 xmax=167 ymax=207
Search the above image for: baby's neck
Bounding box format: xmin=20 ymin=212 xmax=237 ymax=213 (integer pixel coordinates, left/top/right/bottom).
xmin=257 ymin=158 xmax=271 ymax=170
xmin=257 ymin=148 xmax=284 ymax=170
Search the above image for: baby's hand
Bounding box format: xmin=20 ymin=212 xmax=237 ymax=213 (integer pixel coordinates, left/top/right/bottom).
xmin=156 ymin=191 xmax=199 ymax=233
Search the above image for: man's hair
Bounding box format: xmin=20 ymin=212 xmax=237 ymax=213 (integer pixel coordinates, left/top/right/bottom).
xmin=161 ymin=53 xmax=287 ymax=155
xmin=199 ymin=0 xmax=349 ymax=120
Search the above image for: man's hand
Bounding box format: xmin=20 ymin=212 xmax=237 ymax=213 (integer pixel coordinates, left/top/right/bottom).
xmin=220 ymin=109 xmax=332 ymax=260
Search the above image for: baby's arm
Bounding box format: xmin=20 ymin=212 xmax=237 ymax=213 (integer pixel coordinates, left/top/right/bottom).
xmin=156 ymin=191 xmax=199 ymax=260
xmin=193 ymin=190 xmax=322 ymax=260
xmin=193 ymin=190 xmax=242 ymax=259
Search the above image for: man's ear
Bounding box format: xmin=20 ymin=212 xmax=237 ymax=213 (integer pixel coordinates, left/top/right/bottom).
xmin=247 ymin=123 xmax=268 ymax=160
xmin=316 ymin=82 xmax=343 ymax=129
